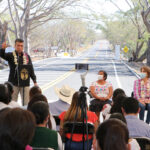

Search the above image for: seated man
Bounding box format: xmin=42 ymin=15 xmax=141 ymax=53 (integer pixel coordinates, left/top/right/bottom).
xmin=49 ymin=85 xmax=75 ymax=115
xmin=122 ymin=97 xmax=150 ymax=138
xmin=29 ymin=101 xmax=62 ymax=150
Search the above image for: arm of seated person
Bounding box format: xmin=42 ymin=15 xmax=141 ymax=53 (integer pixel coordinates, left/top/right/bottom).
xmin=90 ymin=86 xmax=104 ymax=100
xmin=92 ymin=121 xmax=99 ymax=150
xmin=59 ymin=120 xmax=64 ymax=137
xmin=94 ymin=120 xmax=99 ymax=134
xmin=139 ymin=98 xmax=145 ymax=105
xmin=103 ymin=86 xmax=113 ymax=100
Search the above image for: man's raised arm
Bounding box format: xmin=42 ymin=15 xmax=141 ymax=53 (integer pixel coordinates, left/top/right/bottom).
xmin=0 ymin=42 xmax=10 ymax=61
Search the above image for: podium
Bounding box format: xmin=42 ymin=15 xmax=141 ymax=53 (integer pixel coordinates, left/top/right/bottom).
xmin=18 ymin=65 xmax=31 ymax=105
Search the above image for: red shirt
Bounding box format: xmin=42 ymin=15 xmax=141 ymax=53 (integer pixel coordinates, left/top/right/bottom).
xmin=59 ymin=111 xmax=98 ymax=142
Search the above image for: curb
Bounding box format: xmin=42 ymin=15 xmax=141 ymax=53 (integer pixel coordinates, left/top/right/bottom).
xmin=121 ymin=60 xmax=140 ymax=79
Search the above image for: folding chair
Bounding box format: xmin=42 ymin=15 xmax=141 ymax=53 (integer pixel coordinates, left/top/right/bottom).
xmin=53 ymin=115 xmax=61 ymax=131
xmin=63 ymin=121 xmax=94 ymax=149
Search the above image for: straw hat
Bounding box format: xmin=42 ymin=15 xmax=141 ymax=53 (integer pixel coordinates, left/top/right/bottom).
xmin=55 ymin=85 xmax=75 ymax=104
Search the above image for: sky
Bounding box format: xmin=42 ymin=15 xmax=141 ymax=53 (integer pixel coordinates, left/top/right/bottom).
xmin=0 ymin=0 xmax=130 ymax=15
xmin=96 ymin=0 xmax=130 ymax=14
xmin=81 ymin=0 xmax=130 ymax=15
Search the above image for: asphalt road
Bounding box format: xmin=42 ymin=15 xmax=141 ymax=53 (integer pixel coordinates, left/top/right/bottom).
xmin=0 ymin=40 xmax=138 ymax=104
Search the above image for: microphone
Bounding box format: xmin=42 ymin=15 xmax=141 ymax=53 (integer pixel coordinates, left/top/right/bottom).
xmin=80 ymin=71 xmax=88 ymax=87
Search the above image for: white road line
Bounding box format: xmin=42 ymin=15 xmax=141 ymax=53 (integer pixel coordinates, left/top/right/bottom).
xmin=112 ymin=60 xmax=122 ymax=88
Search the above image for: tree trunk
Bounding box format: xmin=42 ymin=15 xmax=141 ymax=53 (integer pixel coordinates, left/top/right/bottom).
xmin=134 ymin=41 xmax=144 ymax=61
xmin=136 ymin=50 xmax=147 ymax=62
xmin=24 ymin=22 xmax=29 ymax=53
xmin=147 ymin=38 xmax=150 ymax=66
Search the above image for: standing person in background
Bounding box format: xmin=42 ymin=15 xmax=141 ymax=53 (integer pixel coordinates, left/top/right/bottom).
xmin=0 ymin=39 xmax=37 ymax=105
xmin=90 ymin=70 xmax=113 ymax=120
xmin=133 ymin=66 xmax=150 ymax=124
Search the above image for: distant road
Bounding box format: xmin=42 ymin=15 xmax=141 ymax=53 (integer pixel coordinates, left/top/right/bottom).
xmin=0 ymin=40 xmax=138 ymax=103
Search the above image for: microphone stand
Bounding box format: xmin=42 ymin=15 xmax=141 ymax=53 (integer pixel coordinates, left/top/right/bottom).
xmin=79 ymin=71 xmax=89 ymax=150
xmin=69 ymin=71 xmax=89 ymax=150
xmin=17 ymin=53 xmax=25 ymax=106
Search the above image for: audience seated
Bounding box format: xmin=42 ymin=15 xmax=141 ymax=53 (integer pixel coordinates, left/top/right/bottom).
xmin=89 ymin=70 xmax=113 ymax=120
xmin=109 ymin=113 xmax=141 ymax=150
xmin=95 ymin=119 xmax=130 ymax=150
xmin=29 ymin=86 xmax=42 ymax=100
xmin=0 ymin=107 xmax=11 ymax=122
xmin=29 ymin=101 xmax=62 ymax=150
xmin=103 ymin=95 xmax=126 ymax=120
xmin=4 ymin=81 xmax=20 ymax=108
xmin=122 ymin=97 xmax=150 ymax=138
xmin=0 ymin=108 xmax=35 ymax=150
xmin=102 ymin=88 xmax=126 ymax=119
xmin=0 ymin=84 xmax=11 ymax=110
xmin=49 ymin=85 xmax=75 ymax=116
xmin=110 ymin=95 xmax=126 ymax=114
xmin=59 ymin=91 xmax=98 ymax=150
xmin=27 ymin=94 xmax=56 ymax=130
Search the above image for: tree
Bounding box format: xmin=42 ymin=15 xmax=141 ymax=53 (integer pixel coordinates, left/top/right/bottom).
xmin=107 ymin=0 xmax=146 ymax=62
xmin=98 ymin=13 xmax=138 ymax=59
xmin=138 ymin=0 xmax=150 ymax=65
xmin=0 ymin=0 xmax=8 ymax=45
xmin=29 ymin=19 xmax=96 ymax=57
xmin=7 ymin=0 xmax=81 ymax=52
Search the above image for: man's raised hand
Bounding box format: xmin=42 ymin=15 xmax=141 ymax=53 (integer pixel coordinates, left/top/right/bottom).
xmin=2 ymin=42 xmax=7 ymax=49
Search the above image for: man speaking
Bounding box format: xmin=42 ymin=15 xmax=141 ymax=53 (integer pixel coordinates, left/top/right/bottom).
xmin=0 ymin=39 xmax=37 ymax=105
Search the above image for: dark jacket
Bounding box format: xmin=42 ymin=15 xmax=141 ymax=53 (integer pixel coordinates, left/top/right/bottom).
xmin=0 ymin=48 xmax=36 ymax=86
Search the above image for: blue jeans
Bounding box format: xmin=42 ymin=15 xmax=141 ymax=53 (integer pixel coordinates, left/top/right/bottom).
xmin=139 ymin=103 xmax=150 ymax=124
xmin=65 ymin=139 xmax=93 ymax=150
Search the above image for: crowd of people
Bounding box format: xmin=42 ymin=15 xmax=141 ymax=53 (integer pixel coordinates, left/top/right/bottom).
xmin=0 ymin=39 xmax=150 ymax=150
xmin=0 ymin=66 xmax=150 ymax=150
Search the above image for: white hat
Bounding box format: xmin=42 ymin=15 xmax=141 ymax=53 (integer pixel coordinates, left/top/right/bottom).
xmin=55 ymin=85 xmax=75 ymax=104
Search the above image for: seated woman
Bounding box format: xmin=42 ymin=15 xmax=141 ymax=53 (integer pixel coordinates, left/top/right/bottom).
xmin=95 ymin=119 xmax=130 ymax=150
xmin=59 ymin=92 xmax=98 ymax=150
xmin=29 ymin=101 xmax=62 ymax=150
xmin=0 ymin=84 xmax=11 ymax=110
xmin=4 ymin=81 xmax=20 ymax=108
xmin=102 ymin=88 xmax=126 ymax=119
xmin=27 ymin=94 xmax=56 ymax=130
xmin=133 ymin=66 xmax=150 ymax=124
xmin=89 ymin=70 xmax=113 ymax=119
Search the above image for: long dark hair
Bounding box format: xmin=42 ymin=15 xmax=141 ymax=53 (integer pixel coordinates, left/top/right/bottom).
xmin=96 ymin=119 xmax=129 ymax=150
xmin=112 ymin=88 xmax=126 ymax=103
xmin=0 ymin=84 xmax=9 ymax=104
xmin=4 ymin=82 xmax=14 ymax=103
xmin=27 ymin=94 xmax=52 ymax=129
xmin=110 ymin=95 xmax=126 ymax=114
xmin=64 ymin=92 xmax=88 ymax=122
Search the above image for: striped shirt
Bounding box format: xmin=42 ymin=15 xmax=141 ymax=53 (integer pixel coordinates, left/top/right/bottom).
xmin=133 ymin=79 xmax=150 ymax=100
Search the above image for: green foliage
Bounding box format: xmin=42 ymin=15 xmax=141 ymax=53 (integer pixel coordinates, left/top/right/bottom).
xmin=30 ymin=19 xmax=97 ymax=52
